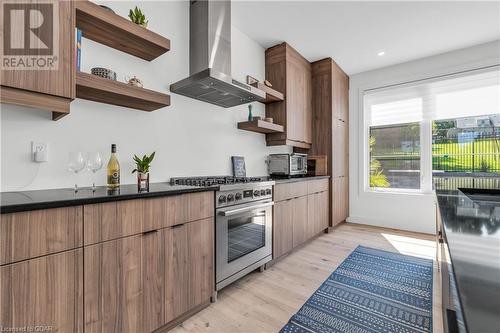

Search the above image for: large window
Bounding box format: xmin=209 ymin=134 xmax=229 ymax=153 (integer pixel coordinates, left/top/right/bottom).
xmin=364 ymin=67 xmax=500 ymax=192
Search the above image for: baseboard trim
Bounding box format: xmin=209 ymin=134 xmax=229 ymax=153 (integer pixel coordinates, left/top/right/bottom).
xmin=153 ymin=300 xmax=211 ymax=333
xmin=347 ymin=215 xmax=435 ymax=235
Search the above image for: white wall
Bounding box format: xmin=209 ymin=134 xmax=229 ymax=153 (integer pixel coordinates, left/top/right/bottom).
xmin=348 ymin=40 xmax=500 ymax=235
xmin=0 ymin=1 xmax=291 ymax=192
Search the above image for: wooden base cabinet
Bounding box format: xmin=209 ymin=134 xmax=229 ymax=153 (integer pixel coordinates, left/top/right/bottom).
xmin=273 ymin=179 xmax=329 ymax=260
xmin=84 ymin=218 xmax=214 ymax=333
xmin=0 ymin=250 xmax=83 ymax=333
xmin=307 ymin=191 xmax=329 ymax=238
xmin=165 ymin=218 xmax=214 ymax=323
xmin=84 ymin=232 xmax=163 ymax=333
xmin=273 ymin=200 xmax=294 ymax=258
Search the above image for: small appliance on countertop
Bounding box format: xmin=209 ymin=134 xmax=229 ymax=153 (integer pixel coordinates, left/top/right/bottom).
xmin=170 ymin=176 xmax=274 ymax=293
xmin=268 ymin=153 xmax=308 ymax=178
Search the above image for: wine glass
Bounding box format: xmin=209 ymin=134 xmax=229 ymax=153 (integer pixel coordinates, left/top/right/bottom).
xmin=68 ymin=152 xmax=86 ymax=192
xmin=87 ymin=152 xmax=103 ymax=192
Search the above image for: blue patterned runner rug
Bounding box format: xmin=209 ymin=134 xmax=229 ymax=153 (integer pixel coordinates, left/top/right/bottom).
xmin=279 ymin=246 xmax=433 ymax=333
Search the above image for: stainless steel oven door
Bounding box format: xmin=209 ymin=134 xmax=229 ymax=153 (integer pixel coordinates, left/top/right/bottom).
xmin=216 ymin=200 xmax=273 ymax=284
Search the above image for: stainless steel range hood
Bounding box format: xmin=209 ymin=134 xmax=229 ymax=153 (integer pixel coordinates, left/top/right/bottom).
xmin=170 ymin=0 xmax=265 ymax=107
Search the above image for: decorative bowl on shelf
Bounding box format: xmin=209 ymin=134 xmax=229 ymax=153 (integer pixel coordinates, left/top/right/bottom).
xmin=91 ymin=67 xmax=117 ymax=81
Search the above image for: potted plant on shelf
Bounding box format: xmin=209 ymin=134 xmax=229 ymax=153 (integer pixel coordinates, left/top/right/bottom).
xmin=128 ymin=6 xmax=148 ymax=28
xmin=132 ymin=152 xmax=155 ymax=192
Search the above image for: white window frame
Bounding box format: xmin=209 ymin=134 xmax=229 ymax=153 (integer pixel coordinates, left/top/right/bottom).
xmin=360 ymin=65 xmax=499 ymax=195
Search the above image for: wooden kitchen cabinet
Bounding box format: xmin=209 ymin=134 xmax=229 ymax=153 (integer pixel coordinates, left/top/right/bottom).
xmin=265 ymin=43 xmax=312 ymax=149
xmin=273 ymin=200 xmax=294 ymax=258
xmin=0 ymin=250 xmax=83 ymax=333
xmin=84 ymin=232 xmax=163 ymax=333
xmin=273 ymin=179 xmax=329 ymax=260
xmin=0 ymin=206 xmax=83 ymax=265
xmin=307 ymin=190 xmax=329 ymax=238
xmin=0 ymin=0 xmax=75 ymax=119
xmin=332 ymin=176 xmax=349 ymax=226
xmin=292 ymin=196 xmax=309 ymax=248
xmin=83 ymin=192 xmax=214 ymax=245
xmin=333 ymin=119 xmax=348 ymax=178
xmin=84 ymin=217 xmax=214 ymax=333
xmin=165 ymin=218 xmax=214 ymax=323
xmin=310 ymin=58 xmax=349 ymax=226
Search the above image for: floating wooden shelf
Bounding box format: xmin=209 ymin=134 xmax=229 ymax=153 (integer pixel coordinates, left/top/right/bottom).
xmin=76 ymin=72 xmax=170 ymax=111
xmin=75 ymin=1 xmax=170 ymax=61
xmin=250 ymin=82 xmax=284 ymax=104
xmin=237 ymin=119 xmax=284 ymax=134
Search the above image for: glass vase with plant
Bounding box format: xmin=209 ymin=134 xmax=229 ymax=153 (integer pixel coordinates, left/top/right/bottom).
xmin=132 ymin=152 xmax=155 ymax=191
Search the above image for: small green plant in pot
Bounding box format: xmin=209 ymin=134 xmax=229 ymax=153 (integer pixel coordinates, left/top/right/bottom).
xmin=129 ymin=6 xmax=148 ymax=28
xmin=132 ymin=152 xmax=155 ymax=191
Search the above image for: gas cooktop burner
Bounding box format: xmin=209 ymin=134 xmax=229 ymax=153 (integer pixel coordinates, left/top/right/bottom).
xmin=170 ymin=176 xmax=268 ymax=187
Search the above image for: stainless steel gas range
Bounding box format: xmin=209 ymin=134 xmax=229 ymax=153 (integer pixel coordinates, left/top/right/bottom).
xmin=170 ymin=176 xmax=274 ymax=291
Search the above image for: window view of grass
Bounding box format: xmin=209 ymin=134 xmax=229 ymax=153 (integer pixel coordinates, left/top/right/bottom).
xmin=369 ymin=123 xmax=421 ymax=189
xmin=432 ymin=117 xmax=500 ymax=173
xmin=369 ymin=115 xmax=500 ymax=190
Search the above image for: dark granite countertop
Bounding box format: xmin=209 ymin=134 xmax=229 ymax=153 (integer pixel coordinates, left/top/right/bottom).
xmin=1 ymin=183 xmax=219 ymax=214
xmin=435 ymin=185 xmax=500 ymax=333
xmin=270 ymin=175 xmax=331 ymax=184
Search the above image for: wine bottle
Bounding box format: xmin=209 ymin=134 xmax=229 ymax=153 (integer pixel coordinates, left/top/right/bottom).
xmin=107 ymin=144 xmax=120 ymax=188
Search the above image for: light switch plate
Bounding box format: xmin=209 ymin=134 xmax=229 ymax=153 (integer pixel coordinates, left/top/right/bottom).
xmin=32 ymin=142 xmax=48 ymax=162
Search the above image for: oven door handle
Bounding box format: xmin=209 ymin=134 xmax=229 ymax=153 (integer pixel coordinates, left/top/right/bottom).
xmin=218 ymin=202 xmax=274 ymax=217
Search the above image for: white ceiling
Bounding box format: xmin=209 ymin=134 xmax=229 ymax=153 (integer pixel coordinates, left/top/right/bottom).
xmin=232 ymin=1 xmax=500 ymax=75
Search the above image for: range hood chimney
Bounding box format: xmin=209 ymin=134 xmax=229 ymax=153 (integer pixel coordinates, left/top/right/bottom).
xmin=170 ymin=0 xmax=265 ymax=107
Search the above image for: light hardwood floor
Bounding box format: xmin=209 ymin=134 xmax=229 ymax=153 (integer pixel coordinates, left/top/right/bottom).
xmin=171 ymin=223 xmax=442 ymax=333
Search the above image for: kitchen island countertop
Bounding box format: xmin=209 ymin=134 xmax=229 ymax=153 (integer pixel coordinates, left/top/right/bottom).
xmin=435 ymin=185 xmax=500 ymax=333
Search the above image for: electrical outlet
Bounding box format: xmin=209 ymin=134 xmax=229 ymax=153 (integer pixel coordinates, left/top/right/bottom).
xmin=32 ymin=142 xmax=48 ymax=162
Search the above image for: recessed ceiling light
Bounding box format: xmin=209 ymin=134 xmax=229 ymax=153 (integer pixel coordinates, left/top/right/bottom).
xmin=377 ymin=51 xmax=386 ymax=56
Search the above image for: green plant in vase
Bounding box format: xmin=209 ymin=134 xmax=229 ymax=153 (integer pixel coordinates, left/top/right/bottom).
xmin=129 ymin=6 xmax=148 ymax=28
xmin=132 ymin=152 xmax=155 ymax=191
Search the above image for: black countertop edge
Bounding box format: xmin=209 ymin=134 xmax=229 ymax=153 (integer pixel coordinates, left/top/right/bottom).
xmin=270 ymin=175 xmax=331 ymax=184
xmin=1 ymin=183 xmax=219 ymax=214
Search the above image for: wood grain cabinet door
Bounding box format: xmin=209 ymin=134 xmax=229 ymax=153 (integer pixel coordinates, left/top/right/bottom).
xmin=0 ymin=0 xmax=75 ymax=98
xmin=164 ymin=218 xmax=214 ymax=323
xmin=292 ymin=196 xmax=308 ymax=248
xmin=285 ymin=60 xmax=305 ymax=143
xmin=318 ymin=191 xmax=329 ymax=232
xmin=273 ymin=199 xmax=294 ymax=259
xmin=0 ymin=206 xmax=83 ymax=265
xmin=333 ymin=119 xmax=348 ymax=178
xmin=84 ymin=232 xmax=163 ymax=333
xmin=307 ymin=191 xmax=329 ymax=239
xmin=164 ymin=224 xmax=189 ymax=323
xmin=0 ymin=249 xmax=83 ymax=333
xmin=187 ymin=218 xmax=214 ymax=309
xmin=332 ymin=177 xmax=348 ymax=226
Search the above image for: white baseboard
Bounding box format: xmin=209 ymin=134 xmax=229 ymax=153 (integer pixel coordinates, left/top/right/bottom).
xmin=346 ymin=215 xmax=435 ymax=235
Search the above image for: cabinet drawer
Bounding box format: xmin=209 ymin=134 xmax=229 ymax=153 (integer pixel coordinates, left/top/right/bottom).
xmin=307 ymin=178 xmax=329 ymax=194
xmin=84 ymin=192 xmax=214 ymax=245
xmin=0 ymin=249 xmax=83 ymax=333
xmin=0 ymin=207 xmax=83 ymax=265
xmin=274 ymin=182 xmax=308 ymax=202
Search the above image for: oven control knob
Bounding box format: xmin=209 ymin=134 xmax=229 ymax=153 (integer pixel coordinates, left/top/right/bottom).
xmin=235 ymin=193 xmax=242 ymax=200
xmin=218 ymin=195 xmax=226 ymax=203
xmin=260 ymin=189 xmax=266 ymax=196
xmin=266 ymin=189 xmax=272 ymax=195
xmin=253 ymin=190 xmax=260 ymax=197
xmin=227 ymin=194 xmax=234 ymax=202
